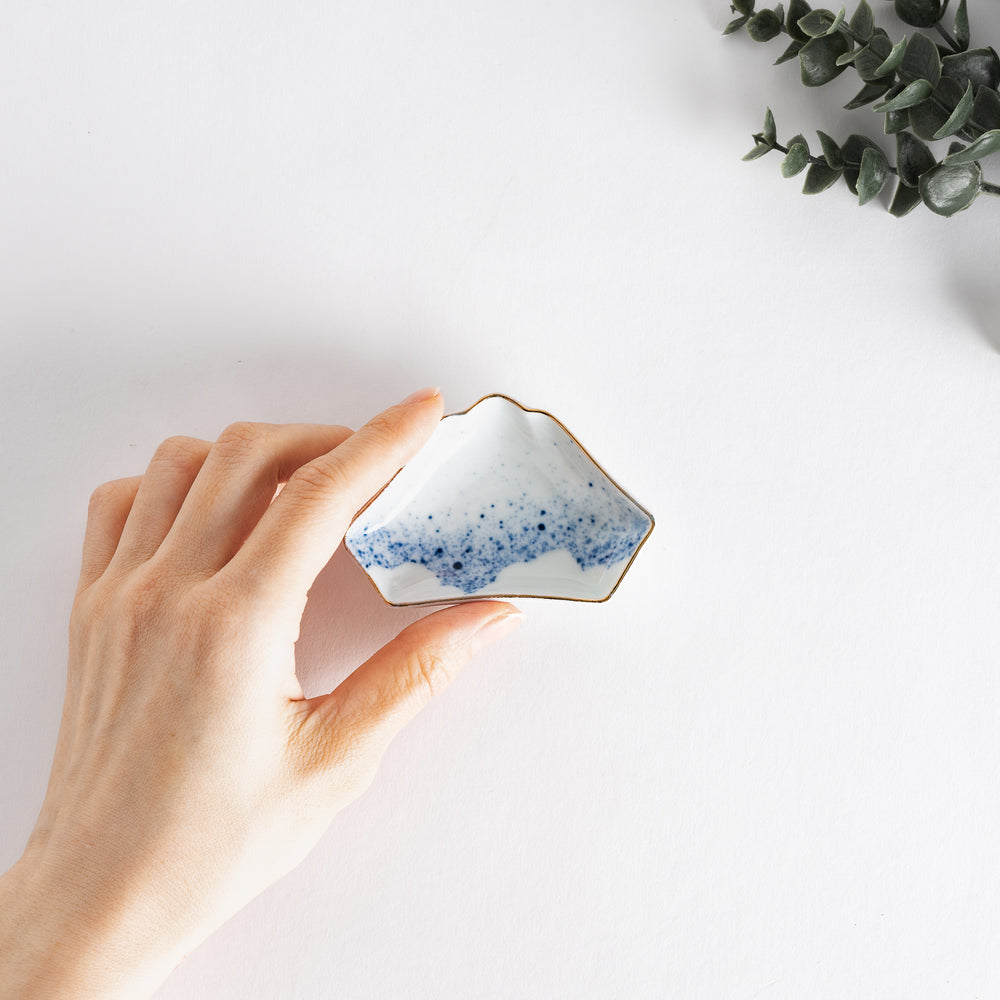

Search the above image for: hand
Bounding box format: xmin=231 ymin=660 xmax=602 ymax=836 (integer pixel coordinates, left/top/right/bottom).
xmin=0 ymin=388 xmax=522 ymax=999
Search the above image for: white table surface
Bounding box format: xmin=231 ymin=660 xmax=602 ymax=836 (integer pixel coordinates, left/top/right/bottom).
xmin=3 ymin=2 xmax=1000 ymax=997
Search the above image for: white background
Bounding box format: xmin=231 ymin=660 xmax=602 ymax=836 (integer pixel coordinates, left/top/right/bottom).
xmin=3 ymin=2 xmax=1000 ymax=997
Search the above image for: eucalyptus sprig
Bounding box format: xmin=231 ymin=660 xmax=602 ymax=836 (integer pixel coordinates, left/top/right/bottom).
xmin=725 ymin=0 xmax=1000 ymax=216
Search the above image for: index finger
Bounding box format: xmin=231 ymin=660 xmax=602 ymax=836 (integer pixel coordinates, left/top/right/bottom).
xmin=224 ymin=387 xmax=443 ymax=606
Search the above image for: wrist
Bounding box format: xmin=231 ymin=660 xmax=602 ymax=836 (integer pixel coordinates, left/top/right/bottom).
xmin=0 ymin=843 xmax=186 ymax=1000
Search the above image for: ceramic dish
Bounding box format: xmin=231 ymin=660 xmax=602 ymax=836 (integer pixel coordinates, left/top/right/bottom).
xmin=345 ymin=394 xmax=654 ymax=605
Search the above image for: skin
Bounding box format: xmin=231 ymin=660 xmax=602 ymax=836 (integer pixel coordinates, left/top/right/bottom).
xmin=0 ymin=387 xmax=522 ymax=999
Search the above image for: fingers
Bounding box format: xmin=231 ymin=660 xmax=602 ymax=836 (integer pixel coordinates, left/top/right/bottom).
xmin=77 ymin=477 xmax=143 ymax=592
xmin=159 ymin=423 xmax=354 ymax=575
xmin=308 ymin=601 xmax=522 ymax=755
xmin=79 ymin=390 xmax=430 ymax=586
xmin=79 ymin=388 xmax=440 ymax=591
xmin=106 ymin=436 xmax=213 ymax=573
xmin=224 ymin=388 xmax=443 ymax=607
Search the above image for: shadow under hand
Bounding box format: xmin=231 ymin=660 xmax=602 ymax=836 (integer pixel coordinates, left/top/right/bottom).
xmin=294 ymin=545 xmax=428 ymax=700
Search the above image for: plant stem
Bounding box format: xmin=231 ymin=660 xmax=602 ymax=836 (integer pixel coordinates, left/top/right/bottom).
xmin=839 ymin=23 xmax=870 ymax=47
xmin=763 ymin=137 xmax=900 ymax=177
xmin=763 ymin=134 xmax=1000 ymax=197
xmin=935 ymin=22 xmax=963 ymax=53
xmin=769 ymin=20 xmax=869 ymax=47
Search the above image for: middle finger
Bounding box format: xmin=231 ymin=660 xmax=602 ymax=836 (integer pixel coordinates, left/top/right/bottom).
xmin=160 ymin=421 xmax=353 ymax=576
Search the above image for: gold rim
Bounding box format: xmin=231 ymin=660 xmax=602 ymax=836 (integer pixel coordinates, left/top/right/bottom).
xmin=346 ymin=393 xmax=655 ymax=607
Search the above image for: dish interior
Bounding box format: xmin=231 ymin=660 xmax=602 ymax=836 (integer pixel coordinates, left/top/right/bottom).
xmin=345 ymin=396 xmax=652 ymax=603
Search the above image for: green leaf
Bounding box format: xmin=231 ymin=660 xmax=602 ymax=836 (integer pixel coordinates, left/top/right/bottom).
xmin=799 ymin=32 xmax=851 ymax=84
xmin=816 ymin=129 xmax=844 ymax=167
xmin=941 ymin=49 xmax=1000 ymax=91
xmin=845 ymin=80 xmax=893 ymax=108
xmin=849 ymin=0 xmax=875 ymax=40
xmin=943 ymin=128 xmax=1000 ymax=164
xmin=973 ymin=85 xmax=1000 ymax=130
xmin=775 ymin=40 xmax=806 ymax=64
xmin=781 ymin=142 xmax=811 ymax=176
xmin=874 ymin=78 xmax=934 ymax=111
xmin=841 ymin=134 xmax=880 ymax=161
xmin=747 ymin=9 xmax=783 ymax=40
xmin=889 ymin=180 xmax=924 ymax=216
xmin=786 ymin=0 xmax=813 ymax=40
xmin=798 ymin=8 xmax=837 ymax=37
xmin=836 ymin=47 xmax=861 ymax=65
xmin=884 ymin=107 xmax=911 ymax=133
xmin=724 ymin=14 xmax=751 ymax=34
xmin=743 ymin=142 xmax=774 ymax=161
xmin=894 ymin=0 xmax=942 ymax=29
xmin=763 ymin=107 xmax=777 ymax=145
xmin=932 ymin=80 xmax=975 ymax=138
xmin=918 ymin=160 xmax=982 ymax=215
xmin=874 ymin=36 xmax=908 ymax=77
xmin=908 ymin=77 xmax=965 ymax=139
xmin=825 ymin=7 xmax=846 ymax=35
xmin=855 ymin=30 xmax=895 ymax=82
xmin=954 ymin=0 xmax=970 ymax=51
xmin=900 ymin=32 xmax=942 ymax=88
xmin=896 ymin=130 xmax=936 ymax=186
xmin=788 ymin=132 xmax=810 ymax=153
xmin=857 ymin=146 xmax=890 ymax=203
xmin=841 ymin=133 xmax=882 ymax=193
xmin=802 ymin=162 xmax=843 ymax=192
xmin=733 ymin=0 xmax=756 ymax=14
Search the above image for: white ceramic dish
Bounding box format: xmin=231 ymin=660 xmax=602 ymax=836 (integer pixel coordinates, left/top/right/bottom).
xmin=345 ymin=394 xmax=654 ymax=605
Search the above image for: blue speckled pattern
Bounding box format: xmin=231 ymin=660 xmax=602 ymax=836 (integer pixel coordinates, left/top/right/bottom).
xmin=347 ymin=399 xmax=653 ymax=596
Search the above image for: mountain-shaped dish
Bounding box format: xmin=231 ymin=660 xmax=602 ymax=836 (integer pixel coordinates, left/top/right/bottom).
xmin=345 ymin=394 xmax=654 ymax=605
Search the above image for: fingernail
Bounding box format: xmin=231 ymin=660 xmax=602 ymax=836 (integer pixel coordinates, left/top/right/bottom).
xmin=472 ymin=610 xmax=524 ymax=650
xmin=400 ymin=386 xmax=441 ymax=407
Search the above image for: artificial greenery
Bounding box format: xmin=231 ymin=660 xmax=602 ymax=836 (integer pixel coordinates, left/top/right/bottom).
xmin=725 ymin=0 xmax=1000 ymax=215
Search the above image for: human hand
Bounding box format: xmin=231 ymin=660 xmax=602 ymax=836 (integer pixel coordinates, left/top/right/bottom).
xmin=0 ymin=388 xmax=522 ymax=999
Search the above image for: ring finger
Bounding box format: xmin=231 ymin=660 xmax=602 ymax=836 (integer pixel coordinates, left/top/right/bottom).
xmin=106 ymin=436 xmax=213 ymax=573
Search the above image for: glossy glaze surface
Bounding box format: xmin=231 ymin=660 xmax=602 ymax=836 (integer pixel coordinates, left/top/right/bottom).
xmin=345 ymin=396 xmax=653 ymax=604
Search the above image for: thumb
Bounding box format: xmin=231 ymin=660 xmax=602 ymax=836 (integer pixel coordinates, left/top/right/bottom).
xmin=316 ymin=601 xmax=522 ymax=750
